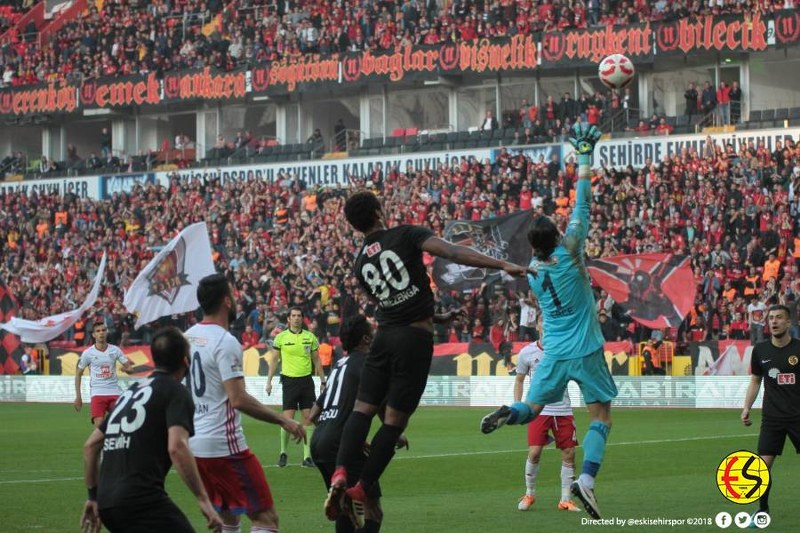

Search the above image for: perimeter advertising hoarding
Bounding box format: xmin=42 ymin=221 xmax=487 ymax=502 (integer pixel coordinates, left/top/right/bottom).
xmin=152 ymin=148 xmax=493 ymax=188
xmin=0 ymin=176 xmax=98 ymax=198
xmin=2 ymin=375 xmax=762 ymax=409
xmin=563 ymin=127 xmax=800 ymax=169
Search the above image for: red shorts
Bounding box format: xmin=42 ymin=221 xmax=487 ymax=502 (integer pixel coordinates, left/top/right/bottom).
xmin=195 ymin=450 xmax=274 ymax=515
xmin=90 ymin=395 xmax=119 ymax=420
xmin=527 ymin=415 xmax=578 ymax=449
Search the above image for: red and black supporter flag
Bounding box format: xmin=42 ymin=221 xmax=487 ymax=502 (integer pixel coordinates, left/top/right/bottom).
xmin=0 ymin=279 xmax=23 ymax=374
xmin=587 ymin=254 xmax=696 ymax=329
xmin=432 ymin=210 xmax=534 ymax=291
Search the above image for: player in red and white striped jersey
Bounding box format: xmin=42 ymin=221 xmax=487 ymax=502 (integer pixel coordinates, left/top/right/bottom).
xmin=186 ymin=273 xmax=305 ymax=533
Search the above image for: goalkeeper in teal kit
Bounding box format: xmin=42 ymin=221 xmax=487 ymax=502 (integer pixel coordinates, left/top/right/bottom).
xmin=481 ymin=124 xmax=617 ymax=519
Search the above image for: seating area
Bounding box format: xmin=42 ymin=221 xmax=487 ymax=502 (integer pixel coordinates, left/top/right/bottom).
xmin=0 ymin=0 xmax=788 ymax=87
xmin=4 ymin=103 xmax=799 ymax=181
xmin=2 ymin=128 xmax=798 ymax=349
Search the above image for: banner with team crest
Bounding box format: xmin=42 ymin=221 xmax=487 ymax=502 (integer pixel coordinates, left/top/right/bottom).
xmin=124 ymin=223 xmax=216 ymax=328
xmin=432 ymin=210 xmax=533 ymax=291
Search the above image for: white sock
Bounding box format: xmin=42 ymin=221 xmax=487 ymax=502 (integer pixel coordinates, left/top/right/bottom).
xmin=561 ymin=462 xmax=575 ymax=501
xmin=579 ymin=472 xmax=595 ymax=490
xmin=222 ymin=526 xmax=241 ymax=533
xmin=525 ymin=459 xmax=539 ymax=495
xmin=250 ymin=528 xmax=278 ymax=533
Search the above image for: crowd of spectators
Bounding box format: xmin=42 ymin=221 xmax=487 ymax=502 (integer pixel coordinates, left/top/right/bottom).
xmin=1 ymin=130 xmax=799 ymax=359
xmin=0 ymin=0 xmax=794 ymax=88
xmin=501 ymin=87 xmax=637 ymax=142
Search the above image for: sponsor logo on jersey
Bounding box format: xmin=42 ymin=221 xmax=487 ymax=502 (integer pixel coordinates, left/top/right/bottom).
xmin=97 ymin=364 xmax=113 ymax=378
xmin=146 ymin=236 xmax=190 ymax=304
xmin=188 ymin=336 xmax=207 ymax=347
xmin=365 ymin=242 xmax=382 ymax=257
xmin=777 ymin=373 xmax=796 ymax=385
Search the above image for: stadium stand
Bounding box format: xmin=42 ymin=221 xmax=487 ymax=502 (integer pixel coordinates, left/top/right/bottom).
xmin=0 ymin=0 xmax=789 ymax=87
xmin=1 ymin=130 xmax=797 ymax=351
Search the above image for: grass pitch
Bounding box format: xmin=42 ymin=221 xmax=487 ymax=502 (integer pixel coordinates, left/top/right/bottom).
xmin=0 ymin=405 xmax=795 ymax=532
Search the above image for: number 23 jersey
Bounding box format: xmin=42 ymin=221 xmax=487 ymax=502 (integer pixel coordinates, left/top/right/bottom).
xmin=98 ymin=373 xmax=194 ymax=509
xmin=185 ymin=323 xmax=248 ymax=458
xmin=354 ymin=225 xmax=435 ymax=327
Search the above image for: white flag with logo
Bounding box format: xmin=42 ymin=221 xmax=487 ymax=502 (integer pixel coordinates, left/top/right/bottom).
xmin=124 ymin=222 xmax=216 ymax=328
xmin=1 ymin=253 xmax=107 ymax=343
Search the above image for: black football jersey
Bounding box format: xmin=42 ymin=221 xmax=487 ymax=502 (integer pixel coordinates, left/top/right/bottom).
xmin=751 ymin=338 xmax=800 ymax=420
xmin=354 ymin=225 xmax=434 ymax=326
xmin=97 ymin=373 xmax=195 ymax=509
xmin=310 ymin=352 xmax=366 ymax=463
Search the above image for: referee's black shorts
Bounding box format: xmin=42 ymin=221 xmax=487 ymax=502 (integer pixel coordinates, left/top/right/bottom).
xmin=758 ymin=416 xmax=800 ymax=456
xmin=99 ymin=497 xmax=192 ymax=532
xmin=358 ymin=325 xmax=434 ymax=414
xmin=281 ymin=374 xmax=316 ymax=411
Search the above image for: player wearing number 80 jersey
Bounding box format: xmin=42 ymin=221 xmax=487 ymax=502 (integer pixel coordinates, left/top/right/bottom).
xmin=326 ymin=191 xmax=527 ymax=529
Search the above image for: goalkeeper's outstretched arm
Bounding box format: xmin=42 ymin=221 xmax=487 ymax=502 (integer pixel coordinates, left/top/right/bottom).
xmin=564 ymin=124 xmax=602 ymax=252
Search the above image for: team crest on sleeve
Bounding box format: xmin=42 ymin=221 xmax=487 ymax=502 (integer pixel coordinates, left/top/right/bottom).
xmin=146 ymin=237 xmax=190 ymax=304
xmin=365 ymin=242 xmax=382 ymax=257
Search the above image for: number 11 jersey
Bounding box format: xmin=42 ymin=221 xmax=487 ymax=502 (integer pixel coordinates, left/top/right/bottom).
xmin=354 ymin=225 xmax=435 ymax=327
xmin=185 ymin=322 xmax=248 ymax=458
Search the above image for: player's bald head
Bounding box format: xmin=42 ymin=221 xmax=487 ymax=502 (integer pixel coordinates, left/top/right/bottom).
xmin=151 ymin=326 xmax=190 ymax=373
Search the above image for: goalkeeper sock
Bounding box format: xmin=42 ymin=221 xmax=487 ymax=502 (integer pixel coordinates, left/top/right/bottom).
xmin=525 ymin=458 xmax=539 ymax=496
xmin=280 ymin=427 xmax=289 ymax=455
xmin=561 ymin=461 xmax=575 ymax=501
xmin=580 ymin=421 xmax=610 ymax=488
xmin=508 ymin=402 xmax=536 ymax=425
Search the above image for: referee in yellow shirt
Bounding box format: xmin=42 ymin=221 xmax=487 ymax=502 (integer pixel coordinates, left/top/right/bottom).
xmin=267 ymin=306 xmax=324 ymax=467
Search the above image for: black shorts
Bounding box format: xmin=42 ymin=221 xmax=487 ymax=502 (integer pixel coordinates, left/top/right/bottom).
xmin=758 ymin=417 xmax=800 ymax=456
xmin=281 ymin=374 xmax=316 ymax=411
xmin=99 ymin=498 xmax=193 ymax=533
xmin=316 ymin=460 xmax=381 ymax=498
xmin=358 ymin=325 xmax=433 ymax=414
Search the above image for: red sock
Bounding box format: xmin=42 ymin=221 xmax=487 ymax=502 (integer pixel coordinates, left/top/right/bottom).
xmin=332 ymin=466 xmax=348 ymax=486
xmin=346 ymin=482 xmax=367 ymax=503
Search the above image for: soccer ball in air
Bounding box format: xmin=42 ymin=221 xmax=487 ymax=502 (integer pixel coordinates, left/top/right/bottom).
xmin=598 ymin=54 xmax=635 ymax=90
